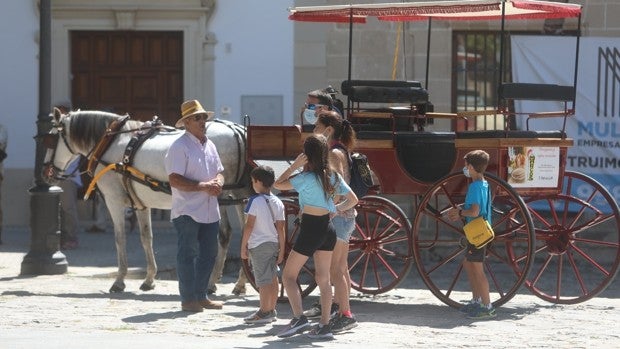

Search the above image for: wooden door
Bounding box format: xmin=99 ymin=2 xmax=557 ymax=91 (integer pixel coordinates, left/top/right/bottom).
xmin=71 ymin=31 xmax=183 ymax=126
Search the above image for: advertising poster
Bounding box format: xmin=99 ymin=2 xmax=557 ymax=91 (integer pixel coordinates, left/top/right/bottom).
xmin=507 ymin=146 xmax=560 ymax=188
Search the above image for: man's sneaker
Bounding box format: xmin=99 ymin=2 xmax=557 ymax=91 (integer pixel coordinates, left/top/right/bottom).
xmin=330 ymin=314 xmax=358 ymax=333
xmin=306 ymin=323 xmax=334 ymax=339
xmin=244 ymin=309 xmax=277 ymax=324
xmin=459 ymin=300 xmax=481 ymax=313
xmin=302 ymin=302 xmax=339 ymax=319
xmin=467 ymin=304 xmax=497 ymax=319
xmin=277 ymin=315 xmax=311 ymax=338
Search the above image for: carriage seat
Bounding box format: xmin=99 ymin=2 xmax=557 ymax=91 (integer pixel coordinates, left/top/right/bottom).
xmin=457 ymin=130 xmax=567 ymax=139
xmin=499 ymin=83 xmax=574 ymax=101
xmin=342 ymin=80 xmax=429 ymax=104
xmin=395 ymin=132 xmax=456 ymax=183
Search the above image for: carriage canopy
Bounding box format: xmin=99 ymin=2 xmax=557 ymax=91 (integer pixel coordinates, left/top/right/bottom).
xmin=288 ymin=0 xmax=582 ymax=23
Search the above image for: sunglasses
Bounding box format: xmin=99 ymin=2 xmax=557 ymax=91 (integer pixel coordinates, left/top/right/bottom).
xmin=305 ymin=103 xmax=324 ymax=111
xmin=193 ymin=114 xmax=209 ymax=122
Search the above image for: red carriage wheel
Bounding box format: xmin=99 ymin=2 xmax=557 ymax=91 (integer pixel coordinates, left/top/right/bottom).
xmin=523 ymin=171 xmax=620 ymax=304
xmin=348 ymin=195 xmax=413 ymax=294
xmin=241 ymin=198 xmax=317 ymax=302
xmin=412 ymin=172 xmax=535 ymax=308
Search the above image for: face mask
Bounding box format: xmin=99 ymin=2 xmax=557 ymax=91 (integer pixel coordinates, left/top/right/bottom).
xmin=463 ymin=166 xmax=471 ymax=178
xmin=303 ymin=108 xmax=317 ymax=124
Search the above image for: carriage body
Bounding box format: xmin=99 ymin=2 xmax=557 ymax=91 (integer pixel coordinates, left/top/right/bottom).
xmin=241 ymin=1 xmax=619 ymax=307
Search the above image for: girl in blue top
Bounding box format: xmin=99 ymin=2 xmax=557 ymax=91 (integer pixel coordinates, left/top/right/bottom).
xmin=274 ymin=134 xmax=358 ymax=338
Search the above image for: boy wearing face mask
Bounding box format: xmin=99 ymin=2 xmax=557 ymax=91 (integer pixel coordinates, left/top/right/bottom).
xmin=300 ymin=89 xmax=335 ymax=125
xmin=447 ymin=150 xmax=495 ymax=319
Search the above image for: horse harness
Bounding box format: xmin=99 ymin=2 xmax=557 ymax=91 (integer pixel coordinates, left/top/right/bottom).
xmin=83 ymin=116 xmax=173 ymax=210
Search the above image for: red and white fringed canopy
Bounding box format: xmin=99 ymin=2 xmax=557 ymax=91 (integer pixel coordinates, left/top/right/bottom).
xmin=288 ymin=0 xmax=582 ymax=23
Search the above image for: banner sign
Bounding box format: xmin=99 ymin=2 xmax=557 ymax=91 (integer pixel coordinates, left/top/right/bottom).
xmin=511 ymin=36 xmax=620 ymax=204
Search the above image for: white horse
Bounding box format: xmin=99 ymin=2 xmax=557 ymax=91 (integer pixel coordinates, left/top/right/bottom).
xmin=42 ymin=108 xmax=250 ymax=294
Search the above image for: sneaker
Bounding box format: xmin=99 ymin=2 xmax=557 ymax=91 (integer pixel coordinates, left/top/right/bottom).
xmin=277 ymin=315 xmax=311 ymax=338
xmin=244 ymin=310 xmax=277 ymax=324
xmin=467 ymin=304 xmax=497 ymax=319
xmin=459 ymin=300 xmax=481 ymax=313
xmin=303 ymin=302 xmax=322 ymax=319
xmin=306 ymin=323 xmax=334 ymax=339
xmin=330 ymin=314 xmax=358 ymax=333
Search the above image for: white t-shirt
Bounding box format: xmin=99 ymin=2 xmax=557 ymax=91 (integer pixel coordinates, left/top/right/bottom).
xmin=244 ymin=193 xmax=285 ymax=249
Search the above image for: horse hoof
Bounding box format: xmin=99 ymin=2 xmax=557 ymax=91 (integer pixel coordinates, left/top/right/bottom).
xmin=140 ymin=283 xmax=155 ymax=291
xmin=232 ymin=285 xmax=246 ymax=296
xmin=109 ymin=283 xmax=126 ymax=293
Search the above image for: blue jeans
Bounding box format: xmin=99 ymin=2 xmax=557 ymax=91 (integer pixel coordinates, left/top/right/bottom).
xmin=332 ymin=215 xmax=356 ymax=242
xmin=172 ymin=215 xmax=219 ymax=303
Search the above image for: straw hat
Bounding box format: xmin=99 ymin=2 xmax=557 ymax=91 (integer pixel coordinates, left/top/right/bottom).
xmin=175 ymin=100 xmax=215 ymax=128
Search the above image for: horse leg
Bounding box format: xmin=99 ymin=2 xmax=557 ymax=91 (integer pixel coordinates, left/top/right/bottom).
xmin=208 ymin=207 xmax=231 ymax=294
xmin=108 ymin=203 xmax=128 ymax=293
xmin=135 ymin=207 xmax=157 ymax=291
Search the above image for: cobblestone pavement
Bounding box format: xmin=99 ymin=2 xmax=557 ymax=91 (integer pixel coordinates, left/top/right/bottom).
xmin=1 ymin=227 xmax=618 ymax=349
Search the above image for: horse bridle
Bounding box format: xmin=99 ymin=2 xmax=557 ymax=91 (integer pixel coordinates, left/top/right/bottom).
xmin=41 ymin=118 xmax=83 ymax=181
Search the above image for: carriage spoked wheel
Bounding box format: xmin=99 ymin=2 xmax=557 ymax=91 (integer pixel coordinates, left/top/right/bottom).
xmin=348 ymin=195 xmax=413 ymax=295
xmin=241 ymin=198 xmax=317 ymax=303
xmin=412 ymin=172 xmax=535 ymax=308
xmin=522 ymin=171 xmax=620 ymax=304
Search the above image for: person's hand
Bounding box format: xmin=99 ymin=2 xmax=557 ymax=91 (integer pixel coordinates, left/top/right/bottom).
xmin=203 ymin=178 xmax=223 ymax=196
xmin=277 ymin=251 xmax=284 ymax=265
xmin=446 ymin=207 xmax=461 ymax=222
xmin=241 ymin=245 xmax=248 ymax=260
xmin=291 ymin=153 xmax=307 ymax=169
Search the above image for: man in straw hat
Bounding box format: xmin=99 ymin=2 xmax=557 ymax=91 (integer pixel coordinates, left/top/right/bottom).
xmin=165 ymin=99 xmax=225 ymax=312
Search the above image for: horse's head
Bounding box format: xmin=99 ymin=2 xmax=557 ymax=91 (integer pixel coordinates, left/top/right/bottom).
xmin=42 ymin=107 xmax=81 ymax=185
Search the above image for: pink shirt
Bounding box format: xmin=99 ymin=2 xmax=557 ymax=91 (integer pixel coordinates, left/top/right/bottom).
xmin=165 ymin=132 xmax=224 ymax=223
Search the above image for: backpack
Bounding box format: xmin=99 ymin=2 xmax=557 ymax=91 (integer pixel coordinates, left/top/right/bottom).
xmin=332 ymin=143 xmax=374 ymax=198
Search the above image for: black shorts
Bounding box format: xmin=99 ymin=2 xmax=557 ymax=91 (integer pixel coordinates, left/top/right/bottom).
xmin=292 ymin=213 xmax=337 ymax=257
xmin=465 ymin=242 xmax=486 ymax=262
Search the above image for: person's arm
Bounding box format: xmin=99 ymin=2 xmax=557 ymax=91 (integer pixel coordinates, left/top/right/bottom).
xmin=168 ymin=172 xmax=223 ymax=196
xmin=240 ymin=214 xmax=256 ymax=260
xmin=274 ymin=153 xmax=307 ymax=191
xmin=275 ymin=220 xmax=286 ymax=265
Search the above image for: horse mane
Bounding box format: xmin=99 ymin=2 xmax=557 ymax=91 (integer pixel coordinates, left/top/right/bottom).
xmin=67 ymin=111 xmax=143 ymax=150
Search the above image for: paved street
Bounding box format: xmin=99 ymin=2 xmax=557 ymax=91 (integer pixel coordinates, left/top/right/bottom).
xmin=1 ymin=226 xmax=618 ymax=349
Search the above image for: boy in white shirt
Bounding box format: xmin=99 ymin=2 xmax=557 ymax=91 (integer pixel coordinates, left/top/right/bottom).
xmin=240 ymin=166 xmax=285 ymax=324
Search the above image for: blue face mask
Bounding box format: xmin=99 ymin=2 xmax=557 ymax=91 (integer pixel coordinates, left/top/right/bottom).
xmin=463 ymin=166 xmax=471 ymax=178
xmin=303 ymin=108 xmax=317 ymax=124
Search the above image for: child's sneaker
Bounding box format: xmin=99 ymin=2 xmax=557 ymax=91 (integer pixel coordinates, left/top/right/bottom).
xmin=277 ymin=315 xmax=310 ymax=338
xmin=303 ymin=302 xmax=322 ymax=319
xmin=467 ymin=304 xmax=497 ymax=319
xmin=459 ymin=299 xmax=480 ymax=313
xmin=329 ymin=314 xmax=358 ymax=333
xmin=244 ymin=309 xmax=277 ymax=324
xmin=303 ymin=302 xmax=339 ymax=319
xmin=306 ymin=323 xmax=334 ymax=339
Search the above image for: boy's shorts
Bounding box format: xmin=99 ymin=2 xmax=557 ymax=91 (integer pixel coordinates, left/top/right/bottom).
xmin=332 ymin=215 xmax=356 ymax=242
xmin=465 ymin=242 xmax=486 ymax=262
xmin=248 ymin=241 xmax=279 ymax=287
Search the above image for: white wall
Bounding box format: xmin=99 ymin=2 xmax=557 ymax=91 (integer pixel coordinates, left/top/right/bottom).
xmin=0 ymin=0 xmax=39 ymax=170
xmin=210 ymin=1 xmax=294 ymax=125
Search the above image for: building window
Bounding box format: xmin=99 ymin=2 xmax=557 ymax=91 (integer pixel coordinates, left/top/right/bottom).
xmin=452 ymin=31 xmax=509 ymax=130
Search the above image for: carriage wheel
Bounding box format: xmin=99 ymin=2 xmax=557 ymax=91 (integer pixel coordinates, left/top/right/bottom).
xmin=241 ymin=198 xmax=317 ymax=302
xmin=349 ymin=195 xmax=413 ymax=295
xmin=523 ymin=171 xmax=620 ymax=304
xmin=412 ymin=172 xmax=535 ymax=308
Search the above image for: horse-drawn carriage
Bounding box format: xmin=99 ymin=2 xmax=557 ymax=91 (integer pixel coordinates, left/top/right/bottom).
xmin=42 ymin=0 xmax=619 ymax=310
xmin=242 ymin=0 xmax=619 ymax=308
